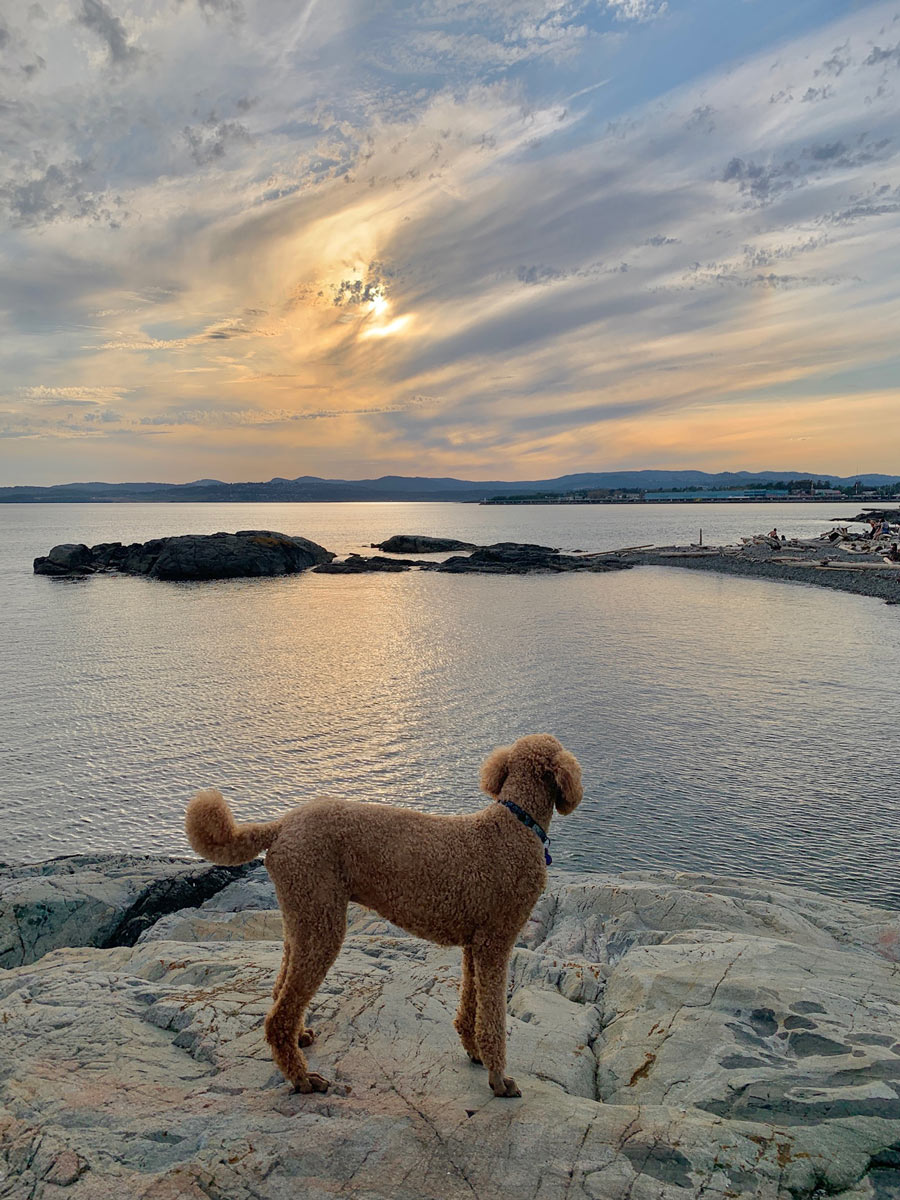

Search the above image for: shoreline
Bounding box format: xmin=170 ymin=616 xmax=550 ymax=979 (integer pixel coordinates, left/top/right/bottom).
xmin=31 ymin=526 xmax=900 ymax=602
xmin=615 ymin=544 xmax=900 ymax=605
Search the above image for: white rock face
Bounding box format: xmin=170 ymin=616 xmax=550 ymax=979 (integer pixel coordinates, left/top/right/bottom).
xmin=2 ymin=864 xmax=900 ymax=1199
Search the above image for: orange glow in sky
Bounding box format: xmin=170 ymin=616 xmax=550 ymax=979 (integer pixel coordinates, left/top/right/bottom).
xmin=1 ymin=1 xmax=899 ymax=484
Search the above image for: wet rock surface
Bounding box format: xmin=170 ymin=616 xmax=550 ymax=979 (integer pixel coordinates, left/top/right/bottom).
xmin=33 ymin=530 xmax=334 ymax=581
xmin=3 ymin=861 xmax=900 ymax=1198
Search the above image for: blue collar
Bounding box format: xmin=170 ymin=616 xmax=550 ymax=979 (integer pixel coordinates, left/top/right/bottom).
xmin=497 ymin=799 xmax=552 ymax=866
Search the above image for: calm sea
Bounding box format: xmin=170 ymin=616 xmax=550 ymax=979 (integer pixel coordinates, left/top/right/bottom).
xmin=2 ymin=501 xmax=898 ymax=907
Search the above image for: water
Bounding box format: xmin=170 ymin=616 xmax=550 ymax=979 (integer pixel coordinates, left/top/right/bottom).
xmin=2 ymin=501 xmax=898 ymax=908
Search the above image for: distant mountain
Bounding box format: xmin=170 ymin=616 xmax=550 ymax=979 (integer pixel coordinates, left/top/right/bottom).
xmin=1 ymin=469 xmax=898 ymax=503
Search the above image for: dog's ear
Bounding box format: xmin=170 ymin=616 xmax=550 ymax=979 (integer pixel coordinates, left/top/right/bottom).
xmin=552 ymin=749 xmax=583 ymax=815
xmin=480 ymin=746 xmax=510 ymax=797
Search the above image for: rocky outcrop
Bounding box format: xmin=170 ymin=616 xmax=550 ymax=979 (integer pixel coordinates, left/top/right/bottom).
xmin=33 ymin=531 xmax=334 ymax=580
xmin=0 ymin=855 xmax=253 ymax=968
xmin=316 ymin=542 xmax=634 ymax=575
xmin=437 ymin=544 xmax=631 ymax=574
xmin=372 ymin=535 xmax=478 ymax=553
xmin=839 ymin=510 xmax=900 ymax=525
xmin=314 ymin=554 xmax=422 ymax=574
xmin=3 ymin=862 xmax=900 ymax=1198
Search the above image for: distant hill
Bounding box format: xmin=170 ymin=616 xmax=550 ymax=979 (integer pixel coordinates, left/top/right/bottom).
xmin=1 ymin=470 xmax=898 ymax=503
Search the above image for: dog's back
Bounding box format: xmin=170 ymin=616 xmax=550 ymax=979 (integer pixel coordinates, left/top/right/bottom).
xmin=265 ymin=797 xmax=546 ymax=947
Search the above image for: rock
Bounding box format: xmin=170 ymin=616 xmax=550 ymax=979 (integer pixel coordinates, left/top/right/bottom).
xmin=43 ymin=1149 xmax=89 ymax=1186
xmin=313 ymin=554 xmax=420 ymax=574
xmin=32 ymin=543 xmax=96 ymax=575
xmin=315 ymin=545 xmax=635 ymax=576
xmin=2 ymin=864 xmax=900 ymax=1197
xmin=372 ymin=536 xmax=477 ymax=553
xmin=33 ymin=531 xmax=334 ymax=581
xmin=839 ymin=510 xmax=900 ymax=525
xmin=0 ymin=855 xmax=253 ymax=968
xmin=437 ymin=544 xmax=631 ymax=574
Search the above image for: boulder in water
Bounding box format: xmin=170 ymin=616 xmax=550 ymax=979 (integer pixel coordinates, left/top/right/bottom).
xmin=32 ymin=543 xmax=96 ymax=575
xmin=33 ymin=530 xmax=334 ymax=581
xmin=372 ymin=535 xmax=477 ymax=553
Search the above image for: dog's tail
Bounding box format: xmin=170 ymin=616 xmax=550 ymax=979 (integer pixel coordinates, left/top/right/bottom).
xmin=185 ymin=788 xmax=281 ymax=865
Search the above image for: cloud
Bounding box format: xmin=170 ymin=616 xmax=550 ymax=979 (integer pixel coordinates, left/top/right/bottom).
xmin=2 ymin=0 xmax=900 ymax=483
xmin=191 ymin=0 xmax=245 ymax=22
xmin=864 ymin=43 xmax=900 ymax=68
xmin=17 ymin=385 xmax=130 ymax=405
xmin=76 ymin=0 xmax=141 ymax=65
xmin=604 ymin=0 xmax=666 ymax=23
xmin=516 ymin=264 xmax=567 ymax=285
xmin=0 ymin=159 xmax=124 ymax=227
xmin=183 ymin=117 xmax=253 ymax=166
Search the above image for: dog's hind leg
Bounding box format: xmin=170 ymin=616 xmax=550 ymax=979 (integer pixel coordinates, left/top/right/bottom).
xmin=454 ymin=946 xmax=481 ymax=1064
xmin=264 ymin=902 xmax=346 ymax=1093
xmin=273 ymin=940 xmax=316 ymax=1045
xmin=472 ymin=937 xmax=521 ymax=1098
xmin=273 ymin=939 xmax=290 ymax=999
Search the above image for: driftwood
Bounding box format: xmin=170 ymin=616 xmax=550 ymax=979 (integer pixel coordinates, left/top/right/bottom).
xmin=654 ymin=550 xmax=720 ymax=559
xmin=813 ymin=562 xmax=900 ymax=572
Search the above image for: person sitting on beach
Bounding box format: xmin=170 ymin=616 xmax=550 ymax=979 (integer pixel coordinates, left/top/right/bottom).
xmin=881 ymin=519 xmax=892 ymax=537
xmin=768 ymin=528 xmax=778 ymax=539
xmin=886 ymin=543 xmax=900 ymax=563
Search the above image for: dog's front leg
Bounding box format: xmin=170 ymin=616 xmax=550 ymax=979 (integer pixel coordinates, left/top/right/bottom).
xmin=454 ymin=946 xmax=482 ymax=1064
xmin=472 ymin=939 xmax=521 ymax=1098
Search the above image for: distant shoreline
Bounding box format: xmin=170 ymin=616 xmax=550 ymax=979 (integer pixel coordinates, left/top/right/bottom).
xmin=480 ymin=496 xmax=873 ymax=506
xmin=0 ymin=495 xmax=886 ymax=505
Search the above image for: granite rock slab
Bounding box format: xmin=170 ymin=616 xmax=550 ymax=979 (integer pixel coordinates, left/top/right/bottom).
xmin=2 ymin=867 xmax=900 ymax=1198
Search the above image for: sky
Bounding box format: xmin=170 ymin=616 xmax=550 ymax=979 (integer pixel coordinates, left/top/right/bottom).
xmin=1 ymin=0 xmax=899 ymax=485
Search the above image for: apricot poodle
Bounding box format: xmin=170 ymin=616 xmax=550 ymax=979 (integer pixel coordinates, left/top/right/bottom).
xmin=185 ymin=733 xmax=583 ymax=1098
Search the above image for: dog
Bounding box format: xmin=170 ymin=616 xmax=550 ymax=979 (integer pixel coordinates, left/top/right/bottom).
xmin=185 ymin=733 xmax=583 ymax=1097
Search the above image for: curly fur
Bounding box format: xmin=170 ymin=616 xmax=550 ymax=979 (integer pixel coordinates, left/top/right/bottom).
xmin=185 ymin=733 xmax=583 ymax=1098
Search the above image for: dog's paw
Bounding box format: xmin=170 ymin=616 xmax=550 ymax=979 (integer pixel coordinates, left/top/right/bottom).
xmin=293 ymin=1072 xmax=330 ymax=1094
xmin=489 ymin=1073 xmax=521 ymax=1098
xmin=466 ymin=1051 xmax=483 ymax=1066
xmin=298 ymin=1027 xmax=316 ymax=1047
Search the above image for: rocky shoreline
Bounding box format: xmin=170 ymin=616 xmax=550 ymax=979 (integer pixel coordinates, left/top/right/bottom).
xmin=32 ymin=527 xmax=900 ymax=602
xmin=614 ymin=542 xmax=900 ymax=605
xmin=3 ymin=854 xmax=900 ymax=1198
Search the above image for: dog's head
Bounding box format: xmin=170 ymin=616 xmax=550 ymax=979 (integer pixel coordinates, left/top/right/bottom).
xmin=480 ymin=733 xmax=583 ymax=815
